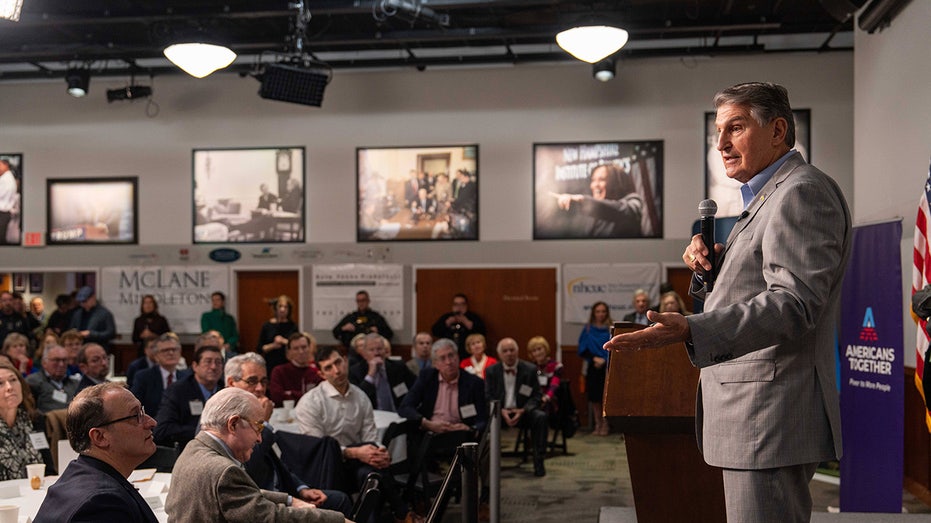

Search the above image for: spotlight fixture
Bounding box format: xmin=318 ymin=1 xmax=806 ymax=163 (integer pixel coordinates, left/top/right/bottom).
xmin=556 ymin=24 xmax=629 ymax=63
xmin=164 ymin=42 xmax=236 ymax=78
xmin=593 ymin=58 xmax=615 ymax=82
xmin=257 ymin=61 xmax=331 ymax=107
xmin=65 ymin=68 xmax=90 ymax=97
xmin=0 ymin=0 xmax=24 ymax=22
xmin=106 ymin=85 xmax=152 ymax=103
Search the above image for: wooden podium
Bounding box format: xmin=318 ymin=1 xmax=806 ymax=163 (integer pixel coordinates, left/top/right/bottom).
xmin=604 ymin=322 xmax=725 ymax=522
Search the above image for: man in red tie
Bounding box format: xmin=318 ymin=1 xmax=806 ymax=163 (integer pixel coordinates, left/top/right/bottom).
xmin=130 ymin=333 xmax=191 ymax=418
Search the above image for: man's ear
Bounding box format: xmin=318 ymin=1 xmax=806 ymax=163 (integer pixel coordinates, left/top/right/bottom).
xmin=88 ymin=427 xmax=110 ymax=450
xmin=771 ymin=117 xmax=788 ymax=145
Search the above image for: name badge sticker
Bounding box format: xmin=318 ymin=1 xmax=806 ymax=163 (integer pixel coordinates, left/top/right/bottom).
xmin=30 ymin=432 xmax=50 ymax=450
xmin=537 ymin=375 xmax=548 ymax=386
xmin=189 ymin=400 xmax=204 ymax=416
xmin=392 ymin=382 xmax=409 ymax=397
xmin=460 ymin=403 xmax=477 ymax=418
xmin=519 ymin=384 xmax=533 ymax=397
xmin=52 ymin=390 xmax=68 ymax=404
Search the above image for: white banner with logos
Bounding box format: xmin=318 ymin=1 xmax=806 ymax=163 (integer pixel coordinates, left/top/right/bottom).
xmin=563 ymin=263 xmax=661 ymax=324
xmin=100 ymin=266 xmax=230 ymax=335
xmin=312 ymin=264 xmax=404 ymax=331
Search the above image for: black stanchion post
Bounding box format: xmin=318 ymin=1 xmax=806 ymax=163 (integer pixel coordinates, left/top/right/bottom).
xmin=459 ymin=442 xmax=479 ymax=523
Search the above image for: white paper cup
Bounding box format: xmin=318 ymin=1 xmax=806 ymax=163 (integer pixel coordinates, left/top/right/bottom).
xmin=282 ymin=400 xmax=295 ymax=410
xmin=26 ymin=463 xmax=44 ymax=488
xmin=0 ymin=504 xmax=18 ymax=523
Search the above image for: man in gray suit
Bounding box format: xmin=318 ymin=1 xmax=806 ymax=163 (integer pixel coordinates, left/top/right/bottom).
xmin=166 ymin=387 xmax=349 ymax=523
xmin=605 ymin=82 xmax=850 ymax=522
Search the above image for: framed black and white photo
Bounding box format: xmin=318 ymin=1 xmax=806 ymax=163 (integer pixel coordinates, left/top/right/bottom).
xmin=12 ymin=273 xmax=25 ymax=292
xmin=705 ymin=109 xmax=810 ymax=217
xmin=29 ymin=273 xmax=43 ymax=293
xmin=0 ymin=153 xmax=23 ymax=246
xmin=357 ymin=145 xmax=479 ymax=241
xmin=47 ymin=177 xmax=138 ymax=245
xmin=193 ymin=147 xmax=305 ymax=243
xmin=533 ymin=141 xmax=664 ymax=240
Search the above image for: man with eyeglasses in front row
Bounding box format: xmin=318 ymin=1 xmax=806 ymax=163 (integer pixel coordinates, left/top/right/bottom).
xmin=166 ymin=387 xmax=350 ymax=523
xmin=226 ymin=353 xmax=353 ymax=518
xmin=34 ymin=383 xmax=159 ymax=522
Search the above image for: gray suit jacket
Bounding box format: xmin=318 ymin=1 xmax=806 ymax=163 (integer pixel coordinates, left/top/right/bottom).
xmin=686 ymin=152 xmax=850 ymax=470
xmin=165 ymin=431 xmax=344 ymax=523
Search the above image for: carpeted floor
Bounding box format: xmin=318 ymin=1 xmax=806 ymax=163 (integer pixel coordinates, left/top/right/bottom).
xmin=437 ymin=428 xmax=930 ymax=522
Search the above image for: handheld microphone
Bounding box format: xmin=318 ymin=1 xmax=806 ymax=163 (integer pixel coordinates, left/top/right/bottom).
xmin=699 ymin=199 xmax=718 ymax=293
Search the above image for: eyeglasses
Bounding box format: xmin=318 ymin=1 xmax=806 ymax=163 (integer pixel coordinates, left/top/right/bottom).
xmin=241 ymin=417 xmax=265 ymax=435
xmin=47 ymin=358 xmax=69 ymax=364
xmin=235 ymin=376 xmax=270 ymax=387
xmin=158 ymin=347 xmax=181 ymax=354
xmin=97 ymin=406 xmax=147 ymax=428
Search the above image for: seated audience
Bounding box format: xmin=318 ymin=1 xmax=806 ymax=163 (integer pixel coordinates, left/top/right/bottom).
xmin=527 ymin=336 xmax=563 ymax=417
xmin=2 ymin=332 xmax=33 ymax=377
xmin=34 ymin=383 xmax=158 ymax=522
xmin=75 ymin=343 xmax=110 ymax=394
xmin=228 ymin=353 xmax=352 ymax=517
xmin=130 ymin=333 xmax=191 ymax=416
xmin=658 ymin=290 xmax=692 ymax=315
xmin=35 ymin=329 xmax=60 ymax=370
xmin=166 ymin=387 xmax=348 ymax=523
xmin=59 ymin=329 xmax=84 ymax=376
xmin=204 ymin=329 xmax=238 ymax=362
xmin=295 ymin=346 xmax=421 ymax=523
xmin=349 ymin=333 xmax=415 ymax=412
xmin=459 ymin=333 xmax=497 ymax=379
xmin=0 ymin=361 xmax=44 ymax=480
xmin=484 ymin=337 xmax=548 ymax=477
xmin=153 ymin=343 xmax=224 ymax=450
xmin=131 ymin=295 xmax=171 ymax=356
xmin=269 ymin=332 xmax=323 ymax=407
xmin=25 ymin=345 xmax=79 ymax=413
xmin=406 ymin=332 xmax=433 ymax=376
xmin=125 ymin=335 xmax=158 ymax=389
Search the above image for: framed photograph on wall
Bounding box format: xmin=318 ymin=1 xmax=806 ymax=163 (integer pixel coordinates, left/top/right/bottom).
xmin=47 ymin=177 xmax=138 ymax=245
xmin=12 ymin=273 xmax=25 ymax=292
xmin=29 ymin=273 xmax=43 ymax=293
xmin=192 ymin=147 xmax=305 ymax=243
xmin=357 ymin=144 xmax=479 ymax=242
xmin=0 ymin=153 xmax=23 ymax=246
xmin=533 ymin=141 xmax=664 ymax=240
xmin=705 ymin=109 xmax=810 ymax=217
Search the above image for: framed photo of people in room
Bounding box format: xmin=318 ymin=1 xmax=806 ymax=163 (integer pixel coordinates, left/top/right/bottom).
xmin=705 ymin=109 xmax=810 ymax=217
xmin=47 ymin=177 xmax=138 ymax=245
xmin=533 ymin=141 xmax=664 ymax=240
xmin=192 ymin=147 xmax=305 ymax=244
xmin=0 ymin=153 xmax=23 ymax=246
xmin=356 ymin=144 xmax=479 ymax=242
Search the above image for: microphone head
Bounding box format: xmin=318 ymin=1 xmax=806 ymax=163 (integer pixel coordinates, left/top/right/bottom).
xmin=699 ymin=199 xmax=718 ymax=217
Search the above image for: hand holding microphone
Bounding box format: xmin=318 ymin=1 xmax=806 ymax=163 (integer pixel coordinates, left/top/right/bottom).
xmin=683 ymin=199 xmax=722 ymax=292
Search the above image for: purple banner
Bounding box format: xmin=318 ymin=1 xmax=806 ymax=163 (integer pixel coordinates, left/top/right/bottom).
xmin=839 ymin=220 xmax=903 ymax=512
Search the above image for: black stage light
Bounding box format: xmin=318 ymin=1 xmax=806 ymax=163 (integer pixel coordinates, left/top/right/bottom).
xmin=106 ymin=85 xmax=153 ymax=102
xmin=258 ymin=63 xmax=331 ymax=107
xmin=65 ymin=69 xmax=90 ymax=97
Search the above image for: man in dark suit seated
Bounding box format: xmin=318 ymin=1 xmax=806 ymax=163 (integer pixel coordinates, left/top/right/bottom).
xmin=25 ymin=345 xmax=79 ymax=413
xmin=125 ymin=335 xmax=158 ymax=389
xmin=350 ymin=333 xmax=415 ymax=412
xmin=75 ymin=343 xmax=110 ymax=394
xmin=34 ymin=383 xmax=158 ymax=522
xmin=130 ymin=333 xmax=192 ymax=416
xmin=484 ymin=337 xmax=548 ymax=477
xmin=166 ymin=388 xmax=347 ymax=523
xmin=621 ymin=289 xmax=651 ymax=325
xmin=225 ymin=352 xmax=353 ymax=517
xmin=153 ymin=344 xmax=224 ymax=450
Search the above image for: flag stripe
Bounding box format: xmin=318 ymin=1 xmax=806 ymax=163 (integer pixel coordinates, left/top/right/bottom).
xmin=912 ymin=158 xmax=931 ymax=431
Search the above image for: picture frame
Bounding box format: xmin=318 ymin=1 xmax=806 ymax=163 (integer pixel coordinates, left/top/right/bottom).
xmin=356 ymin=144 xmax=479 ymax=242
xmin=533 ymin=141 xmax=664 ymax=240
xmin=705 ymin=109 xmax=811 ymax=217
xmin=0 ymin=153 xmax=23 ymax=246
xmin=47 ymin=177 xmax=138 ymax=245
xmin=12 ymin=273 xmax=25 ymax=292
xmin=192 ymin=147 xmax=306 ymax=244
xmin=29 ymin=273 xmax=43 ymax=293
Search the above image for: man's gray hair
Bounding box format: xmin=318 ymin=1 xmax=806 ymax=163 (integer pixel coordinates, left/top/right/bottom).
xmin=431 ymin=338 xmax=458 ymax=359
xmin=224 ymin=353 xmax=266 ymax=382
xmin=713 ymin=82 xmax=795 ymax=148
xmin=200 ymin=387 xmax=256 ymax=433
xmin=364 ymin=332 xmax=386 ymax=345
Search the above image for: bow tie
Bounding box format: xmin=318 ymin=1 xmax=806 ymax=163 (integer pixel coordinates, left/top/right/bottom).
xmin=505 ymin=368 xmax=516 ymax=375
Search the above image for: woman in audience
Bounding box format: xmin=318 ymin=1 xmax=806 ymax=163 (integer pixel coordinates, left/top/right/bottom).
xmin=659 ymin=290 xmax=692 ymax=315
xmin=528 ymin=336 xmax=563 ymax=417
xmin=578 ymin=301 xmax=612 ymax=435
xmin=0 ymin=361 xmax=43 ymax=480
xmin=460 ymin=333 xmax=497 ymax=379
xmin=131 ymin=294 xmax=171 ymax=356
xmin=2 ymin=333 xmax=33 ymax=377
xmin=257 ymin=294 xmax=299 ymax=373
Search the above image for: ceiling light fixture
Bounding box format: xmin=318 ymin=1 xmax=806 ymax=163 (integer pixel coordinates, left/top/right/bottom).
xmin=0 ymin=0 xmax=24 ymax=22
xmin=163 ymin=42 xmax=236 ymax=78
xmin=593 ymin=58 xmax=615 ymax=82
xmin=65 ymin=68 xmax=90 ymax=97
xmin=556 ymin=25 xmax=629 ymax=63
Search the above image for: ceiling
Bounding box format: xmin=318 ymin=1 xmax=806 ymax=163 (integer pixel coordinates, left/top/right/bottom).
xmin=0 ymin=0 xmax=856 ymax=82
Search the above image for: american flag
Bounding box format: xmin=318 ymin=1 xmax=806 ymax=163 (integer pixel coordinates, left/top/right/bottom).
xmin=912 ymin=159 xmax=931 ymax=431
